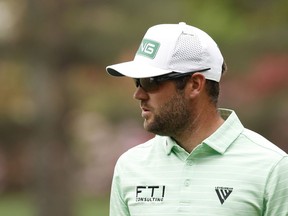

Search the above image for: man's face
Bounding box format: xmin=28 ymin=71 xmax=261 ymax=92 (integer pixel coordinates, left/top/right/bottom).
xmin=133 ymin=80 xmax=191 ymax=137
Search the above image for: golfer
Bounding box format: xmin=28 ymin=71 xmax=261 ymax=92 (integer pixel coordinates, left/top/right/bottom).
xmin=106 ymin=22 xmax=288 ymax=216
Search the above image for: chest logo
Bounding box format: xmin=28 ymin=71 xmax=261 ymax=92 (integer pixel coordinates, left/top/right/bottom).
xmin=136 ymin=185 xmax=166 ymax=202
xmin=215 ymin=186 xmax=233 ymax=204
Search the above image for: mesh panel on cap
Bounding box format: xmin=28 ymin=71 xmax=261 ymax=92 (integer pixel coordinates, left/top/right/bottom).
xmin=169 ymin=33 xmax=203 ymax=72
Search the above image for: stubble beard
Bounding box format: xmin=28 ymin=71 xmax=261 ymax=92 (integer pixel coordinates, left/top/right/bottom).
xmin=143 ymin=91 xmax=191 ymax=138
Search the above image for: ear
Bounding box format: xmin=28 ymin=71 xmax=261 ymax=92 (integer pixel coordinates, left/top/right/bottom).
xmin=186 ymin=73 xmax=206 ymax=99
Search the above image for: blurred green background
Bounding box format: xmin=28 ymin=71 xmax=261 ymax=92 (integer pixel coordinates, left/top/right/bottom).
xmin=0 ymin=0 xmax=287 ymax=215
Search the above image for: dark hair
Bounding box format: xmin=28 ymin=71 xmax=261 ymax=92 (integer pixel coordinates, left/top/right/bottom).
xmin=205 ymin=80 xmax=219 ymax=105
xmin=175 ymin=62 xmax=227 ymax=106
xmin=205 ymin=62 xmax=227 ymax=105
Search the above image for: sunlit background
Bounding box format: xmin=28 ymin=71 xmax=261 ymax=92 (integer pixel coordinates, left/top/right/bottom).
xmin=0 ymin=0 xmax=287 ymax=216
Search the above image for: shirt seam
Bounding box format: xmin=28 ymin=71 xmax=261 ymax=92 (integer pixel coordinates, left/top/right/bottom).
xmin=263 ymin=156 xmax=287 ymax=211
xmin=241 ymin=132 xmax=286 ymax=156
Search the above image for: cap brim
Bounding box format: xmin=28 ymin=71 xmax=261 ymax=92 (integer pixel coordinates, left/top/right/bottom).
xmin=106 ymin=61 xmax=172 ymax=78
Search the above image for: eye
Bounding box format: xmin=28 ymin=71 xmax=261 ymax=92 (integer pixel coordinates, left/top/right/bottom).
xmin=139 ymin=78 xmax=152 ymax=86
xmin=133 ymin=77 xmax=163 ymax=92
xmin=134 ymin=79 xmax=140 ymax=87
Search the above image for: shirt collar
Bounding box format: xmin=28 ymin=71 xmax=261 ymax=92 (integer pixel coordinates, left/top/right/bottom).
xmin=203 ymin=108 xmax=244 ymax=154
xmin=164 ymin=136 xmax=180 ymax=155
xmin=164 ymin=108 xmax=244 ymax=155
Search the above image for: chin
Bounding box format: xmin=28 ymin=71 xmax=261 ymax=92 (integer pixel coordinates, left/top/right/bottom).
xmin=144 ymin=122 xmax=163 ymax=136
xmin=143 ymin=121 xmax=154 ymax=133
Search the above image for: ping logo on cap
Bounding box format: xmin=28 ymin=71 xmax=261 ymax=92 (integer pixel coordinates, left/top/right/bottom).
xmin=137 ymin=39 xmax=160 ymax=59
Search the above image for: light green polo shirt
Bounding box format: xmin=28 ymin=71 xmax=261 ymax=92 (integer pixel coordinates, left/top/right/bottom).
xmin=110 ymin=109 xmax=288 ymax=216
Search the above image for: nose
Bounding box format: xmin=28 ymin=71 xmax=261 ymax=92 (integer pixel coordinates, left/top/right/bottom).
xmin=133 ymin=87 xmax=149 ymax=101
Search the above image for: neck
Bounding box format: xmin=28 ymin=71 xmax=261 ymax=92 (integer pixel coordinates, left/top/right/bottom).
xmin=172 ymin=107 xmax=224 ymax=153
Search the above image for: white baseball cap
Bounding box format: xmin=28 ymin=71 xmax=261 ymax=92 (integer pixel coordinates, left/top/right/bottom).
xmin=106 ymin=22 xmax=224 ymax=82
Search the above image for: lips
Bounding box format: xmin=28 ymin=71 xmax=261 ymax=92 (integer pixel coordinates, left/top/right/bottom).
xmin=141 ymin=107 xmax=149 ymax=112
xmin=140 ymin=104 xmax=152 ymax=118
xmin=140 ymin=102 xmax=150 ymax=111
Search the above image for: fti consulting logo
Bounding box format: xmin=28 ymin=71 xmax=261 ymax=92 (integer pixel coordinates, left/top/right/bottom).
xmin=137 ymin=39 xmax=160 ymax=59
xmin=135 ymin=185 xmax=166 ymax=202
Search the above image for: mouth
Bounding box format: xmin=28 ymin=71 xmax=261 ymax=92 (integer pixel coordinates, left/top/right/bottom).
xmin=140 ymin=105 xmax=152 ymax=118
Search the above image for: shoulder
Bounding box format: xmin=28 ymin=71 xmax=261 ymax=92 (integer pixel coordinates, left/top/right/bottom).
xmin=241 ymin=128 xmax=287 ymax=156
xmin=116 ymin=135 xmax=167 ymax=166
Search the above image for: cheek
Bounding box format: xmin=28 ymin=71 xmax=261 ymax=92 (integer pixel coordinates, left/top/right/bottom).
xmin=151 ymin=96 xmax=170 ymax=112
xmin=148 ymin=82 xmax=183 ymax=110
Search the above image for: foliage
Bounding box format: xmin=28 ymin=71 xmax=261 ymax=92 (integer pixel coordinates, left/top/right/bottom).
xmin=0 ymin=194 xmax=109 ymax=216
xmin=0 ymin=0 xmax=287 ymax=215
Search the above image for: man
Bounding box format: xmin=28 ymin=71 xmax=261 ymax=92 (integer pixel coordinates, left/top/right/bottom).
xmin=106 ymin=22 xmax=288 ymax=216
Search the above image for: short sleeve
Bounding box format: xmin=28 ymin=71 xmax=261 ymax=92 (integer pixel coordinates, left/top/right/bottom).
xmin=264 ymin=156 xmax=288 ymax=215
xmin=109 ymin=160 xmax=130 ymax=216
